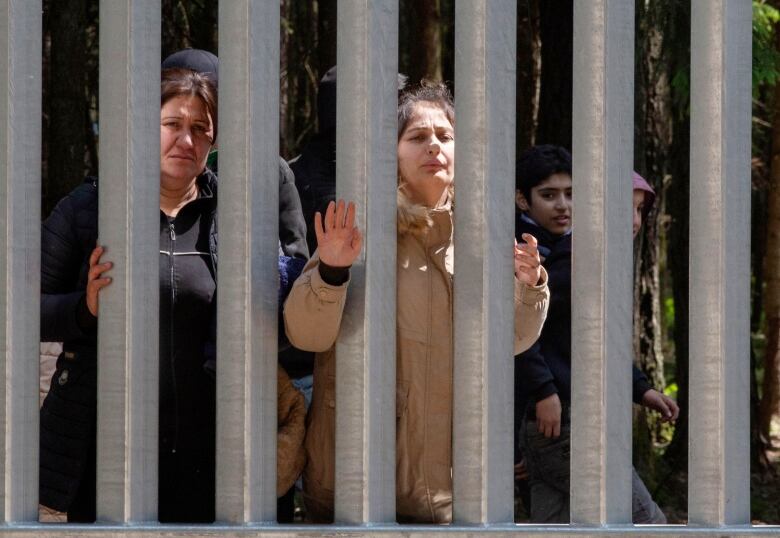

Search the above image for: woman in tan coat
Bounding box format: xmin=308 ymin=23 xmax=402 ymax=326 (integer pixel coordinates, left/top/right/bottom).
xmin=284 ymin=82 xmax=549 ymax=523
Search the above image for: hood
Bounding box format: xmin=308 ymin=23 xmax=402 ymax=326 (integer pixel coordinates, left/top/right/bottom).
xmin=397 ymin=186 xmax=453 ymax=236
xmin=632 ymin=171 xmax=655 ymax=219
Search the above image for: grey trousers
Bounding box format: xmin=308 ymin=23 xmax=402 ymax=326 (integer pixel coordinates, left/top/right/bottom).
xmin=519 ymin=408 xmax=666 ymax=524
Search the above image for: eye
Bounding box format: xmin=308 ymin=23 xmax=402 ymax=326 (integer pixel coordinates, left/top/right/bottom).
xmin=440 ymin=133 xmax=454 ymax=142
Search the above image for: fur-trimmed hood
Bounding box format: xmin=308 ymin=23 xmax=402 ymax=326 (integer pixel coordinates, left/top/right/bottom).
xmin=396 ymin=187 xmax=453 ymax=236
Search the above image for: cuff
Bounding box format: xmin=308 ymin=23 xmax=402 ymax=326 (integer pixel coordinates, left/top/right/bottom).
xmin=534 ymin=381 xmax=558 ymax=402
xmin=633 ymin=378 xmax=653 ymax=404
xmin=515 ymin=265 xmax=549 ymax=306
xmin=76 ymin=294 xmax=97 ymax=333
xmin=318 ymin=261 xmax=350 ymax=286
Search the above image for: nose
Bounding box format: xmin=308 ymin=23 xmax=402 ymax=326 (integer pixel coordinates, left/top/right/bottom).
xmin=427 ymin=137 xmax=441 ymax=155
xmin=178 ymin=129 xmax=195 ymax=148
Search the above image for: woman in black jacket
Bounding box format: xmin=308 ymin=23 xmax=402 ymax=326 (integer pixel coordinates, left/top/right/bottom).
xmin=40 ymin=68 xmax=224 ymax=523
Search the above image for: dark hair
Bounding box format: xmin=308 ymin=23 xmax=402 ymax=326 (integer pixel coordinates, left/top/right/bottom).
xmin=397 ymin=80 xmax=454 ymax=138
xmin=515 ymin=144 xmax=572 ymax=202
xmin=161 ymin=68 xmax=218 ymax=142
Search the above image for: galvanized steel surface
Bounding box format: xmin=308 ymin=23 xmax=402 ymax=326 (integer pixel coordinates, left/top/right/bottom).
xmin=452 ymin=0 xmax=517 ymax=525
xmin=0 ymin=0 xmax=41 ymax=522
xmin=216 ymin=0 xmax=280 ymax=524
xmin=334 ymin=0 xmax=399 ymax=524
xmin=688 ymin=0 xmax=752 ymax=526
xmin=571 ymin=0 xmax=635 ymax=526
xmin=96 ymin=0 xmax=161 ymax=523
xmin=2 ymin=523 xmax=780 ymax=537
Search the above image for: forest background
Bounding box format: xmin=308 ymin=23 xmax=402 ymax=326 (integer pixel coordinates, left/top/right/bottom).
xmin=40 ymin=0 xmax=780 ymax=524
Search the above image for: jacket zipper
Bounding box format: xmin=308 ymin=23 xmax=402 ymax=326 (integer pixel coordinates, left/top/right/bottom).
xmin=168 ymin=220 xmax=180 ymax=454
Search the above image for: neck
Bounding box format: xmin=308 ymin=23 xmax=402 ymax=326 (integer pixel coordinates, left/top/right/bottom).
xmin=410 ymin=184 xmax=449 ymax=209
xmin=160 ymin=178 xmax=198 ymax=217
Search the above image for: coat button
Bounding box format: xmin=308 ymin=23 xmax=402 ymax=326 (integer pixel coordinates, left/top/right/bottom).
xmin=58 ymin=369 xmax=69 ymax=386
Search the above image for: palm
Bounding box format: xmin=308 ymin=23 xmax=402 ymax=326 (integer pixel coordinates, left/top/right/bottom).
xmin=315 ymin=200 xmax=363 ymax=268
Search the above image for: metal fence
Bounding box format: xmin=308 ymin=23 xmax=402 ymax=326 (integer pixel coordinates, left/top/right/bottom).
xmin=0 ymin=0 xmax=772 ymax=536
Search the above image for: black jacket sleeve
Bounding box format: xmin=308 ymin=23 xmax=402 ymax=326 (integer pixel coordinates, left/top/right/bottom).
xmin=516 ymin=341 xmax=558 ymax=402
xmin=278 ymin=159 xmax=310 ymax=261
xmin=632 ymin=364 xmax=653 ymax=404
xmin=40 ymin=189 xmax=93 ymax=342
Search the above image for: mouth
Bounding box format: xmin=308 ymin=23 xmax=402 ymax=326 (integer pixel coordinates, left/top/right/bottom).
xmin=422 ymin=161 xmax=445 ymax=170
xmin=169 ymin=154 xmax=195 ymax=161
xmin=553 ymin=216 xmax=570 ymax=225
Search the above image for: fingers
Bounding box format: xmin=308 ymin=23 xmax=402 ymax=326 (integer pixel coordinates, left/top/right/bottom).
xmin=350 ymin=227 xmax=363 ymax=254
xmin=655 ymin=397 xmax=672 ymax=422
xmin=88 ymin=260 xmax=113 ymax=282
xmin=324 ymin=200 xmax=336 ymax=232
xmin=663 ymin=394 xmax=680 ymax=421
xmin=90 ymin=276 xmax=113 ymax=291
xmin=345 ymin=201 xmax=356 ymax=230
xmin=89 ymin=245 xmax=104 ymax=267
xmin=521 ymin=233 xmax=538 ymax=249
xmin=314 ymin=211 xmax=325 ymax=244
xmin=552 ymin=419 xmax=561 ymax=438
xmin=334 ymin=199 xmax=346 ymax=230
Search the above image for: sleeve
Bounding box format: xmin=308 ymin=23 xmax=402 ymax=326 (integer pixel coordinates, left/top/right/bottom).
xmin=513 ymin=265 xmax=549 ymax=355
xmin=40 ymin=193 xmax=92 ymax=342
xmin=516 ymin=340 xmax=558 ymax=402
xmin=632 ymin=364 xmax=653 ymax=404
xmin=283 ymin=253 xmax=350 ymax=352
xmin=278 ymin=158 xmax=310 ymax=261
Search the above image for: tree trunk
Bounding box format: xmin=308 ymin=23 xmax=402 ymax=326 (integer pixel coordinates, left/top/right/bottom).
xmin=44 ymin=0 xmax=89 ymax=216
xmin=663 ymin=0 xmax=691 ymax=472
xmin=535 ymin=0 xmax=572 ymax=149
xmin=400 ymin=0 xmax=442 ymax=83
xmin=516 ymin=0 xmax=540 ymax=154
xmin=758 ymin=61 xmax=780 ymax=448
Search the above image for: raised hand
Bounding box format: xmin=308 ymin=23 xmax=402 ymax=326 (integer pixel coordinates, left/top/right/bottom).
xmin=86 ymin=245 xmax=113 ymax=316
xmin=515 ymin=233 xmax=542 ymax=286
xmin=314 ymin=200 xmax=363 ymax=268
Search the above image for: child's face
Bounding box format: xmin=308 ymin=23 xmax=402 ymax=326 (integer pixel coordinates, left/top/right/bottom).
xmin=516 ymin=173 xmax=572 ymax=235
xmin=633 ymin=190 xmax=646 ymax=238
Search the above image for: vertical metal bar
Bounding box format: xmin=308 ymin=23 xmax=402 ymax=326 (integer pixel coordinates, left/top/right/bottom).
xmin=570 ymin=0 xmax=634 ymax=525
xmin=96 ymin=0 xmax=160 ymax=523
xmin=0 ymin=0 xmax=41 ymax=522
xmin=688 ymin=0 xmax=751 ymax=526
xmin=452 ymin=0 xmax=517 ymax=524
xmin=334 ymin=0 xmax=398 ymax=525
xmin=216 ymin=0 xmax=279 ymax=523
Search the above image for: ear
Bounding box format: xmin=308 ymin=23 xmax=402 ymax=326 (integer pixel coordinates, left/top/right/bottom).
xmin=515 ymin=190 xmax=530 ymax=211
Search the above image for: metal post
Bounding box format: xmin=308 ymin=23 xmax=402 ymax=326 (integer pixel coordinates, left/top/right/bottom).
xmin=452 ymin=0 xmax=517 ymax=524
xmin=571 ymin=0 xmax=634 ymax=525
xmin=0 ymin=0 xmax=41 ymax=522
xmin=96 ymin=0 xmax=160 ymax=523
xmin=216 ymin=0 xmax=280 ymax=524
xmin=688 ymin=0 xmax=751 ymax=526
xmin=334 ymin=0 xmax=398 ymax=525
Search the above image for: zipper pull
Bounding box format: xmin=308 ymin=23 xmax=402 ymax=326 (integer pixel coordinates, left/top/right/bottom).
xmin=169 ymin=222 xmax=176 ymax=241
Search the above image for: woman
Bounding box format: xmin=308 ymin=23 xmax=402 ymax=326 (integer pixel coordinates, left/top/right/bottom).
xmin=284 ymin=82 xmax=549 ymax=523
xmin=39 ymin=68 xmax=305 ymax=523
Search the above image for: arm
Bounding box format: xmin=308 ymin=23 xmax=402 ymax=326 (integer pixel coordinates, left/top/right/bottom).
xmin=283 ymin=254 xmax=350 ymax=352
xmin=278 ymin=158 xmax=310 ymax=261
xmin=40 ymin=193 xmax=92 ymax=342
xmin=513 ymin=267 xmax=549 ymax=355
xmin=632 ymin=364 xmax=653 ymax=404
xmin=283 ymin=199 xmax=361 ymax=352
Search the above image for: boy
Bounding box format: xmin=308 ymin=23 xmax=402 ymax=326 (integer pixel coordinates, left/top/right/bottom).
xmin=514 ymin=145 xmax=678 ymax=523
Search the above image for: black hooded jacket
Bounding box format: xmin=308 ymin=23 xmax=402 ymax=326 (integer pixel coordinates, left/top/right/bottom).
xmin=40 ymin=170 xmax=220 ymax=521
xmin=514 ymin=214 xmax=653 ymax=415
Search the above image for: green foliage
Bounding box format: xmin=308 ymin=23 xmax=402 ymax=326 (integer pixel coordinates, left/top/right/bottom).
xmin=754 ymin=0 xmax=780 ymax=91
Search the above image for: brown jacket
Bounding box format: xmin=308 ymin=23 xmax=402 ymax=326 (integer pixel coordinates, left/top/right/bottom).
xmin=277 ymin=367 xmax=307 ymax=497
xmin=283 ymin=196 xmax=549 ymax=523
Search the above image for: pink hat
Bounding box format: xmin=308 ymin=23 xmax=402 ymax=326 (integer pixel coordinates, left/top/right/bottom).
xmin=633 ymin=171 xmax=655 ymax=218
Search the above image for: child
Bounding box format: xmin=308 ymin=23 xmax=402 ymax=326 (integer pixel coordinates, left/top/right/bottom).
xmin=515 ymin=146 xmax=677 ymax=523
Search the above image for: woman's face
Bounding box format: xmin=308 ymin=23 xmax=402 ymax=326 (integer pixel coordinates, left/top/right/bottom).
xmin=160 ymin=94 xmax=214 ymax=191
xmin=633 ymin=189 xmax=646 ymax=238
xmin=397 ymin=102 xmax=454 ymax=207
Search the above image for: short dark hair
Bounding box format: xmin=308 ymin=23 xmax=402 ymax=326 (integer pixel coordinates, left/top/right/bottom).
xmin=516 ymin=145 xmax=572 ymax=202
xmin=161 ymin=68 xmax=218 ymax=142
xmin=397 ymin=80 xmax=454 ymax=138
